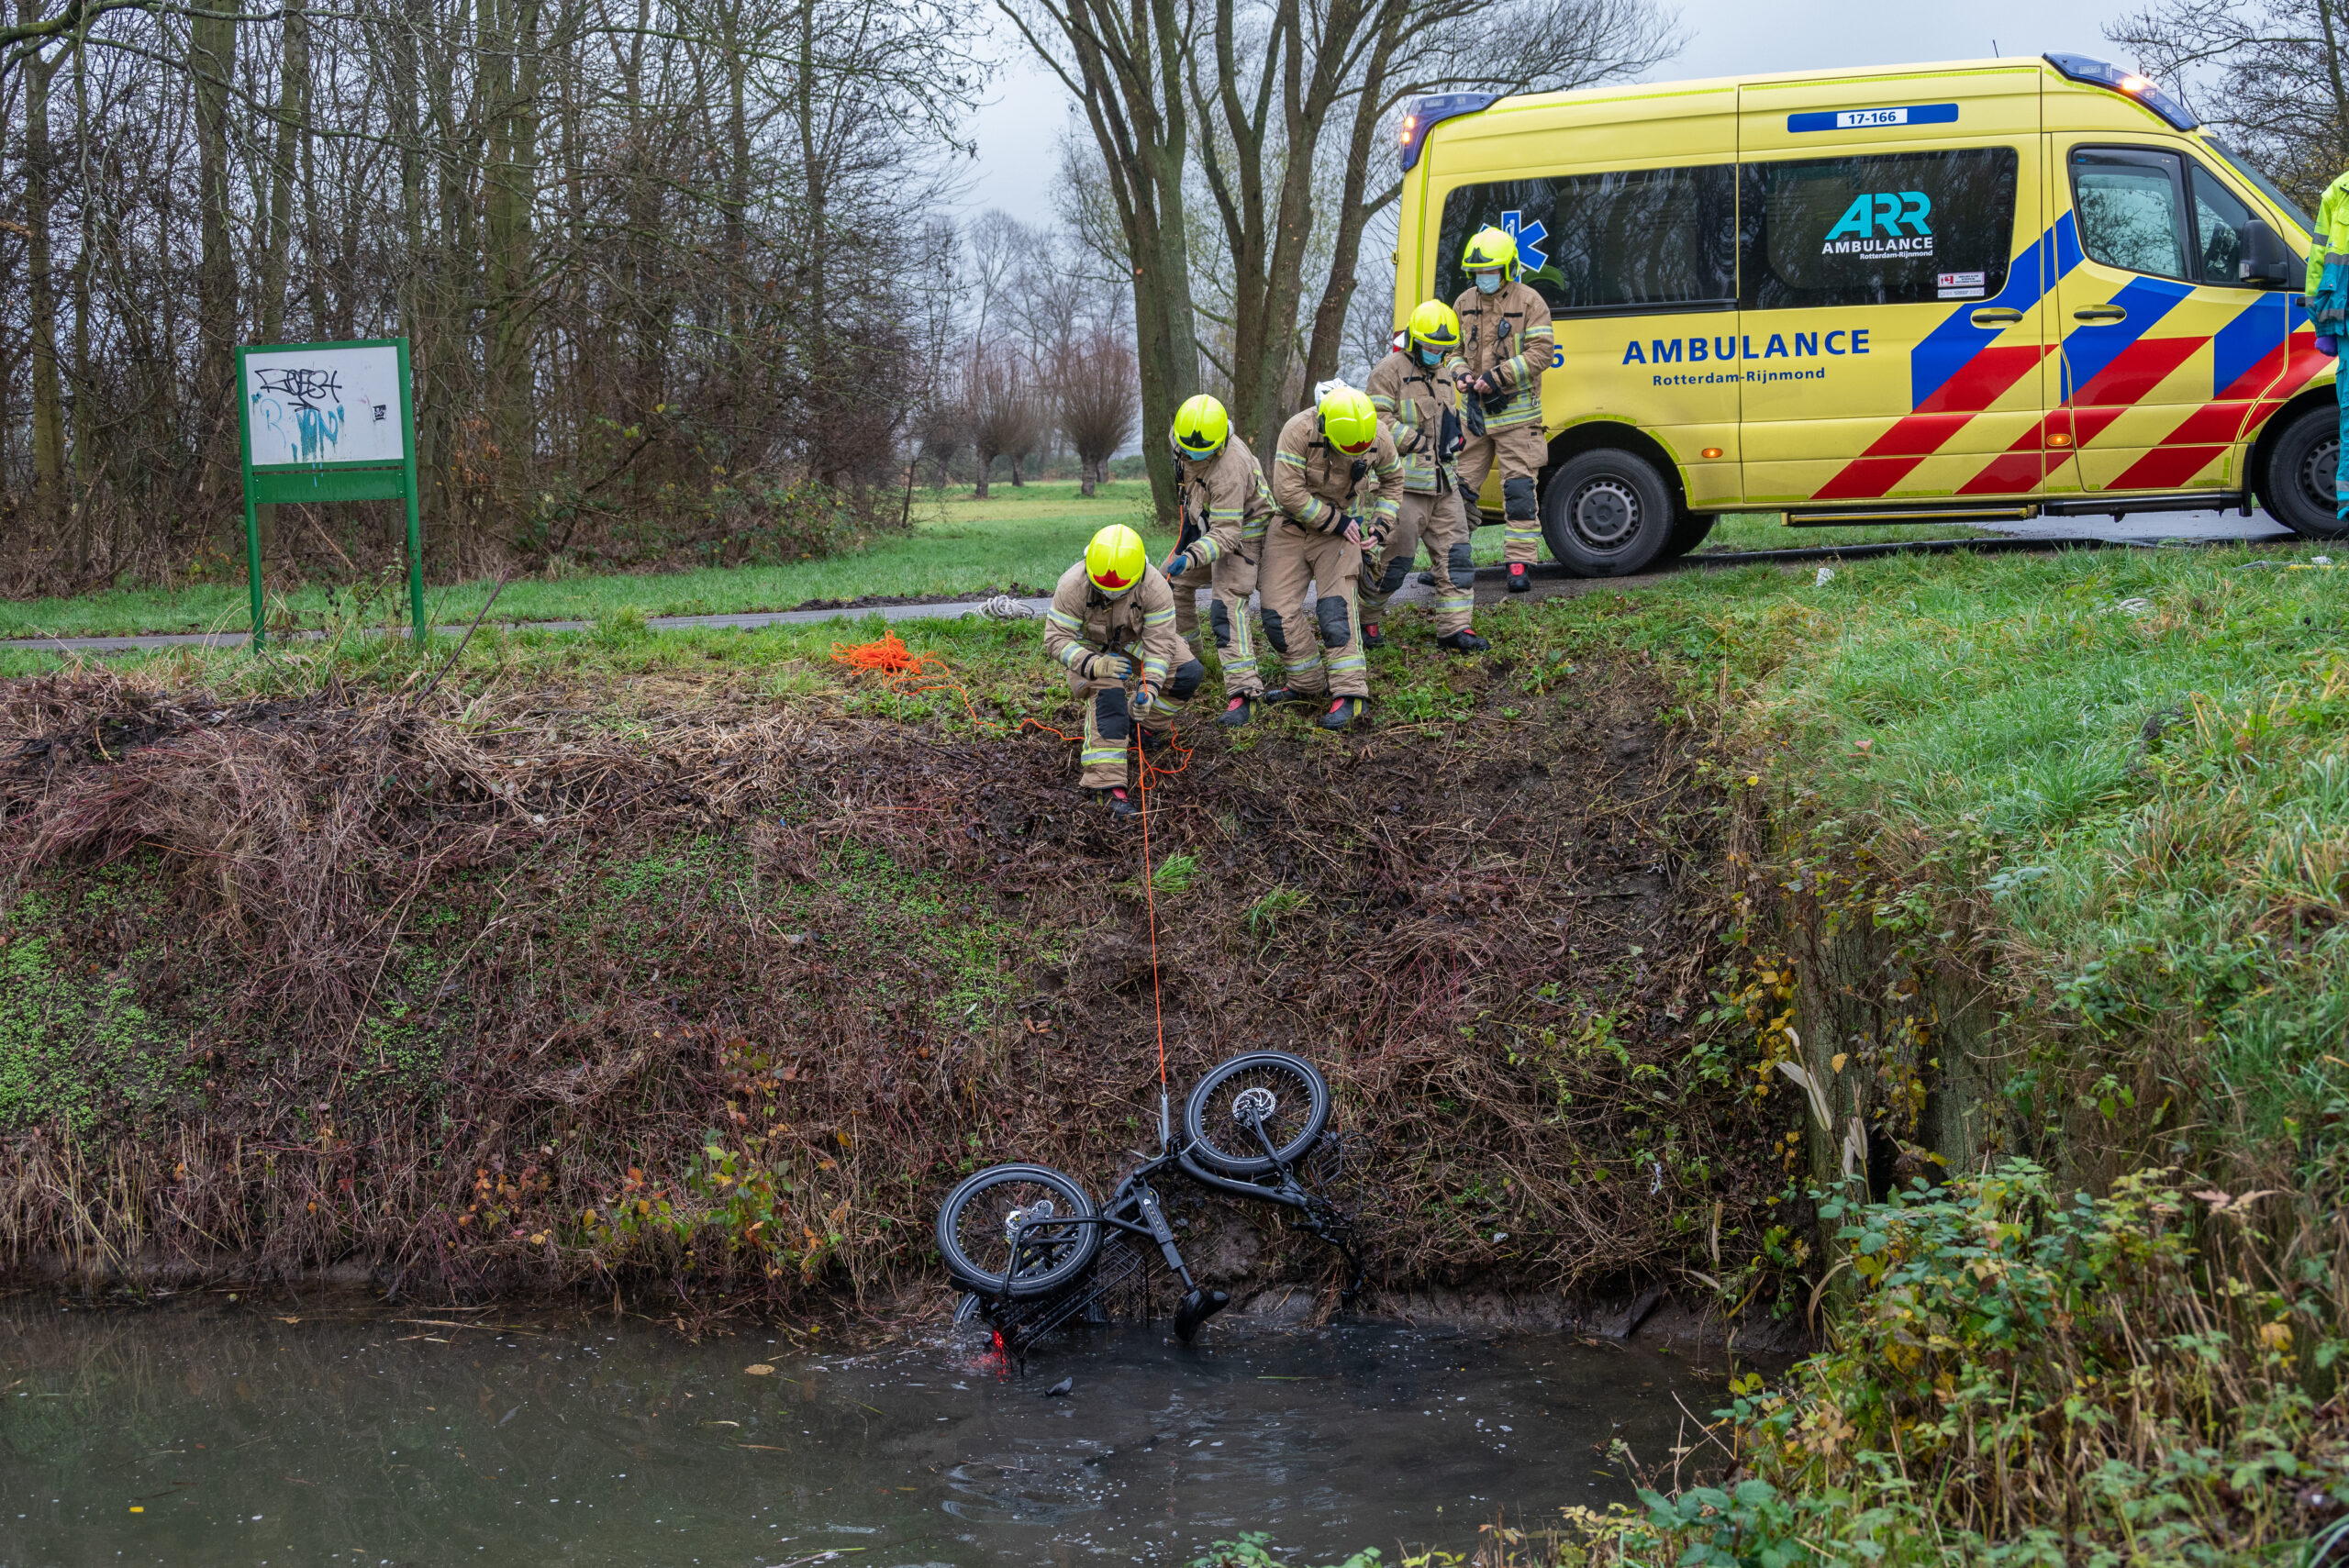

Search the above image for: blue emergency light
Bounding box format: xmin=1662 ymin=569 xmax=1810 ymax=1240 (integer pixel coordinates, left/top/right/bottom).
xmin=2043 ymin=53 xmax=2199 ymax=131
xmin=1399 ymin=93 xmax=1498 ymax=172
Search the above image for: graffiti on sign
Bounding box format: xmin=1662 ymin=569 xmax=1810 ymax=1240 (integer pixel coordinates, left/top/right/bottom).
xmin=242 ymin=344 xmax=405 ymax=466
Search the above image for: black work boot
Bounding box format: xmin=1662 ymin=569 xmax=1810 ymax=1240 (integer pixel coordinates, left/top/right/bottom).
xmin=1437 ymin=629 xmax=1490 ymax=653
xmin=1217 ymin=695 xmax=1256 ymax=728
xmin=1506 ymin=562 xmax=1531 ymax=594
xmin=1318 ymin=695 xmax=1364 ymax=730
xmin=1361 ymin=622 xmax=1385 ymax=650
xmin=1090 ymin=786 xmax=1140 ymax=820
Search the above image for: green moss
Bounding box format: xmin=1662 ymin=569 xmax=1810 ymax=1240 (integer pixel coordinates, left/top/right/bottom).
xmin=0 ymin=936 xmax=179 ymax=1135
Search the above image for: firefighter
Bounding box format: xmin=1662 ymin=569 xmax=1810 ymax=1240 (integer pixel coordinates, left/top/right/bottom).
xmin=1452 ymin=226 xmax=1554 ymax=592
xmin=1261 ymin=384 xmax=1404 ymax=730
xmin=2309 ymin=167 xmax=2349 ymax=518
xmin=1361 ymin=299 xmax=1489 ymax=653
xmin=1042 ymin=523 xmax=1203 ymax=818
xmin=1162 ymin=394 xmax=1277 ymax=727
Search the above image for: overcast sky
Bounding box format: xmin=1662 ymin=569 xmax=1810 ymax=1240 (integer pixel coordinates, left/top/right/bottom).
xmin=954 ymin=0 xmax=2139 ymax=228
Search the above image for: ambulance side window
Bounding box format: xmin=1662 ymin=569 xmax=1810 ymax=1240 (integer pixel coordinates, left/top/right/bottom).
xmin=1739 ymin=147 xmax=2019 ymax=310
xmin=2188 ymin=163 xmax=2258 ymax=285
xmin=1435 ymin=165 xmax=1737 ymax=316
xmin=2069 ymin=148 xmax=2189 ymax=279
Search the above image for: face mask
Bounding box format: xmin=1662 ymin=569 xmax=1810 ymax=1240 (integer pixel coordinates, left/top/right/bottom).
xmin=1416 ymin=345 xmax=1442 ymax=366
xmin=1475 ymin=272 xmax=1502 ymax=295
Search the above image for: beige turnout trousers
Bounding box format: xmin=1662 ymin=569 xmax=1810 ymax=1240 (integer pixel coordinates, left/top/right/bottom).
xmin=1168 ymin=552 xmax=1264 ymax=697
xmin=1454 ymin=422 xmax=1548 ymax=565
xmin=1257 ymin=521 xmax=1367 ymax=700
xmin=1362 ymin=487 xmax=1475 ymax=637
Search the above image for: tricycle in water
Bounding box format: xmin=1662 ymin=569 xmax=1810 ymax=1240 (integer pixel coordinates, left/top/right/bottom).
xmin=934 ymin=1051 xmax=1364 ymax=1354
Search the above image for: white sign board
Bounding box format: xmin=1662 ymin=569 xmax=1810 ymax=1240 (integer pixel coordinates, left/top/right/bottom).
xmin=241 ymin=343 xmax=406 ymax=466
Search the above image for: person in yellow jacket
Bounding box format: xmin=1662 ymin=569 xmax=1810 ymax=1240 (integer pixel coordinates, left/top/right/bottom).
xmin=1162 ymin=394 xmax=1278 ymax=727
xmin=2308 ymin=169 xmax=2349 ymax=519
xmin=1262 ymin=384 xmax=1405 ymax=729
xmin=1362 ymin=299 xmax=1488 ymax=653
xmin=1452 ymin=226 xmax=1554 ymax=592
xmin=1042 ymin=524 xmax=1203 ymax=818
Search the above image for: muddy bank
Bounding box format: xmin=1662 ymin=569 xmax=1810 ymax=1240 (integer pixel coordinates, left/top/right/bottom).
xmin=0 ymin=656 xmax=1781 ymax=1321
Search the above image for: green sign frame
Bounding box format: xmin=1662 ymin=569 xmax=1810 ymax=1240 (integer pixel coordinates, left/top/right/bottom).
xmin=235 ymin=336 xmax=424 ymax=650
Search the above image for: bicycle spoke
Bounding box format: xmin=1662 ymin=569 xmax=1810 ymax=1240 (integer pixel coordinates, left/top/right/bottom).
xmin=1200 ymin=1063 xmax=1313 ymax=1164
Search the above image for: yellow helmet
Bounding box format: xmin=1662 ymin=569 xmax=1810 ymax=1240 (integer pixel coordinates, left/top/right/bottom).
xmin=1461 ymin=226 xmax=1517 ymax=279
xmin=1171 ymin=394 xmax=1230 ymax=460
xmin=1317 ymin=385 xmax=1379 ymax=453
xmin=1085 ymin=523 xmax=1148 ymax=595
xmin=1408 ymin=299 xmax=1462 ymax=353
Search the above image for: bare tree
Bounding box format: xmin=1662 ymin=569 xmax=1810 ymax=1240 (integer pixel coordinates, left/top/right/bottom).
xmin=1001 ymin=0 xmax=1678 ymax=495
xmin=1057 ymin=331 xmax=1134 ymax=496
xmin=965 ymin=352 xmax=1041 ymax=498
xmin=2108 ymin=0 xmax=2349 ymax=206
xmin=0 ymin=0 xmax=989 ymax=592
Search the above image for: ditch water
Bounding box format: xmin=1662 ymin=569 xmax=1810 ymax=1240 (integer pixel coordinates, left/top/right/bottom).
xmin=0 ymin=1296 xmax=1723 ymax=1566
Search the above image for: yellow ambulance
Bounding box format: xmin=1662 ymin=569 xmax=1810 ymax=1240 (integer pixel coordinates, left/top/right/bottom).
xmin=1397 ymin=53 xmax=2339 ymax=575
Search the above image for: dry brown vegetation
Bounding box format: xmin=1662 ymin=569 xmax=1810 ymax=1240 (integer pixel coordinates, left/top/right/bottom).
xmin=0 ymin=655 xmax=1778 ymax=1321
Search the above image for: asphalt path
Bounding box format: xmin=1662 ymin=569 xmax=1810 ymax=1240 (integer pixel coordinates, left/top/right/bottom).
xmin=2 ymin=509 xmax=2309 ymax=655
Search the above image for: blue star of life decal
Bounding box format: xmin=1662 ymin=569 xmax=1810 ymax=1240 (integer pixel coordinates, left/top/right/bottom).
xmin=1501 ymin=209 xmax=1548 ymax=274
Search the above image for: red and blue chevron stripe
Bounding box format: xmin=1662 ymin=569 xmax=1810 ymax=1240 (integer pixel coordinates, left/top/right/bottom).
xmin=1814 ymin=211 xmax=2321 ymax=502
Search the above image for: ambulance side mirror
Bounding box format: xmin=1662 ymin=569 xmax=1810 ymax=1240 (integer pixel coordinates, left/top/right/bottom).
xmin=2241 ymin=219 xmax=2292 ymax=285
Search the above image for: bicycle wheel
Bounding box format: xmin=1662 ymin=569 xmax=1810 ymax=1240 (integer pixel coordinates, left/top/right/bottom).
xmin=934 ymin=1163 xmax=1100 ymax=1297
xmin=1183 ymin=1051 xmax=1330 ymax=1176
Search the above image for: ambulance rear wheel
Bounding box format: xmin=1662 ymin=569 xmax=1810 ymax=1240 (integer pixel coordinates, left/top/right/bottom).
xmin=2261 ymin=402 xmax=2346 ymax=540
xmin=1542 ymin=450 xmax=1676 ymax=576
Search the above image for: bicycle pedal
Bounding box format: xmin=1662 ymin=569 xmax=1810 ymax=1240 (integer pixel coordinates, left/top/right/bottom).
xmin=1173 ymin=1287 xmax=1231 ymax=1341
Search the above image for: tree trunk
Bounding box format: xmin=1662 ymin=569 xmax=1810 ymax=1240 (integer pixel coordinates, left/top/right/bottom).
xmin=18 ymin=15 xmax=65 ymax=539
xmin=483 ymin=0 xmax=540 ymax=503
xmin=1019 ymin=0 xmax=1204 ymax=526
xmin=190 ymin=0 xmax=239 ymax=539
xmin=1302 ymin=18 xmax=1401 ymax=386
xmin=260 ymin=0 xmax=311 ymax=345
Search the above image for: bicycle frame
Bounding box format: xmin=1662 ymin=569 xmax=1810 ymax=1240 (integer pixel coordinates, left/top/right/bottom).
xmin=986 ymin=1106 xmax=1363 ymax=1351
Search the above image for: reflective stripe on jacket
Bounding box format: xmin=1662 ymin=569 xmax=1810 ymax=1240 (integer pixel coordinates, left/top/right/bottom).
xmin=1270 ymin=407 xmax=1404 ymax=539
xmin=1174 ymin=442 xmax=1278 ymax=564
xmin=1041 ymin=562 xmax=1188 ymax=688
xmin=1452 ymin=279 xmax=1554 ymax=433
xmin=1366 ymin=349 xmax=1460 ymax=495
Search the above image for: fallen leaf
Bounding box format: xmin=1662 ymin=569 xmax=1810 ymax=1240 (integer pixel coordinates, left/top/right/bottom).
xmin=745 ymin=1363 xmax=775 ymax=1376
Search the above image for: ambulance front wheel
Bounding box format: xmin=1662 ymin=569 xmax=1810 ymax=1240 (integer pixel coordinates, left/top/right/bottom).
xmin=1541 ymin=450 xmax=1677 ymax=577
xmin=2260 ymin=402 xmax=2347 ymax=540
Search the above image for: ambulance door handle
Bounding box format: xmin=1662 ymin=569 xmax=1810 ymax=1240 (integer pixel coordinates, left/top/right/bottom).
xmin=1970 ymin=308 xmax=2022 ymax=326
xmin=2074 ymin=306 xmax=2127 ymax=322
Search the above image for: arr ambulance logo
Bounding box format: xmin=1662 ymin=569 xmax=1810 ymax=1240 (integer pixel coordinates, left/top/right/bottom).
xmin=1823 ymin=191 xmax=1933 ymax=259
xmin=1500 ymin=209 xmax=1549 ymax=275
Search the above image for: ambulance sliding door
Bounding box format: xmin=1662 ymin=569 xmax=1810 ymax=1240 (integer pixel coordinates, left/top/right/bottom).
xmin=1735 ymin=72 xmax=2053 ymax=506
xmin=1422 ymin=83 xmax=1741 ymax=509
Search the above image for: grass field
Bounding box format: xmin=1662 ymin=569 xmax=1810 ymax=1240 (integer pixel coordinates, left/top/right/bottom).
xmin=0 ymin=481 xmax=1994 ymax=639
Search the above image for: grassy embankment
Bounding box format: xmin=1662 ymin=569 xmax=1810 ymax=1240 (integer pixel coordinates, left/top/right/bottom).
xmin=7 ymin=524 xmax=2345 ymax=1561
xmin=0 ymin=478 xmax=1970 ymax=640
xmin=0 ymin=597 xmax=1775 ymax=1324
xmin=1198 ymin=541 xmax=2349 ymax=1563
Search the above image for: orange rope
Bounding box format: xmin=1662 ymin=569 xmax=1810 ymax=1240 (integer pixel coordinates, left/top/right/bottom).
xmin=1136 ymin=727 xmax=1171 ymax=1127
xmin=830 ymin=628 xmax=1184 ymax=1130
xmin=826 ymin=631 xmax=1193 ymax=784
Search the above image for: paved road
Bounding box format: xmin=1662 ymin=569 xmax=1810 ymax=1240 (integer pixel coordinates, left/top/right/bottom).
xmin=3 ymin=509 xmax=2310 ymax=654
